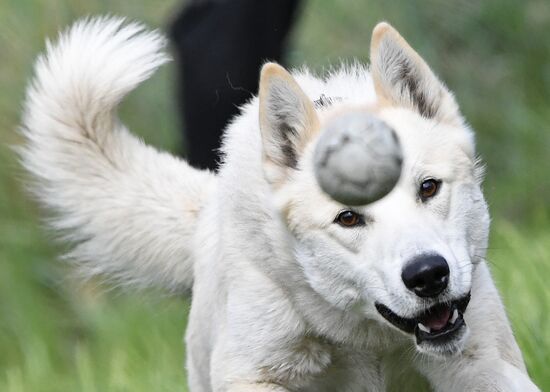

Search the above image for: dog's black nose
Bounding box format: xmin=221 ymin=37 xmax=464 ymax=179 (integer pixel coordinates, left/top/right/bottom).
xmin=401 ymin=254 xmax=449 ymax=297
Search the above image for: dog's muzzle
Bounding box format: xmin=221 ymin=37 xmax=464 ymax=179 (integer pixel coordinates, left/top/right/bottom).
xmin=375 ymin=293 xmax=471 ymax=347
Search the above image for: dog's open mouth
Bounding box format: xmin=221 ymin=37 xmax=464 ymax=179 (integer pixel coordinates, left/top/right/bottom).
xmin=375 ymin=293 xmax=470 ymax=345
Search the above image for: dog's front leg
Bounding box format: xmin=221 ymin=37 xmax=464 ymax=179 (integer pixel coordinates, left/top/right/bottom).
xmin=423 ymin=358 xmax=539 ymax=392
xmin=208 ymin=273 xmax=333 ymax=392
xmin=418 ymin=262 xmax=540 ymax=392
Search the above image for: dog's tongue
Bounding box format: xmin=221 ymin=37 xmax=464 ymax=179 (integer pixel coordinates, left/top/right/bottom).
xmin=423 ymin=307 xmax=451 ymax=331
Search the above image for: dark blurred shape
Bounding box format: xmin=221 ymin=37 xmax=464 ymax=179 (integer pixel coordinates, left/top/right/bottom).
xmin=169 ymin=0 xmax=302 ymax=171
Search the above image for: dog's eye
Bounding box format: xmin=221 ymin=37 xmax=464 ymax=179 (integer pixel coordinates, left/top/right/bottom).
xmin=419 ymin=179 xmax=441 ymax=201
xmin=335 ymin=210 xmax=364 ymax=227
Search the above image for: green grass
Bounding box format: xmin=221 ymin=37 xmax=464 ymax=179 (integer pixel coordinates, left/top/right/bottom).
xmin=0 ymin=0 xmax=549 ymax=390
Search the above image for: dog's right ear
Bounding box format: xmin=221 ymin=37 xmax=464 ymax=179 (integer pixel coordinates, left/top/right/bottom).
xmin=259 ymin=63 xmax=319 ymax=185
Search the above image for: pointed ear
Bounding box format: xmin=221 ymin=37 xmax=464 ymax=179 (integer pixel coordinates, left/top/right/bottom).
xmin=370 ymin=22 xmax=461 ymax=124
xmin=259 ymin=63 xmax=319 ymax=184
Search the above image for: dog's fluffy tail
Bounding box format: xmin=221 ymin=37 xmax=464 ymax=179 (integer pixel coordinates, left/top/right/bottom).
xmin=20 ymin=17 xmax=215 ymax=292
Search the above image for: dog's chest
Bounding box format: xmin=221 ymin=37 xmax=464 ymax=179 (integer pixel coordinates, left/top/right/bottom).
xmin=300 ymin=352 xmax=384 ymax=392
xmin=294 ymin=346 xmax=430 ymax=392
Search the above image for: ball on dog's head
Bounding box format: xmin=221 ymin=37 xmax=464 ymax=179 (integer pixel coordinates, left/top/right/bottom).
xmin=314 ymin=112 xmax=403 ymax=206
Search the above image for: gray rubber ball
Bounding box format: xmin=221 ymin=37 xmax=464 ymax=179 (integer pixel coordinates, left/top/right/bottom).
xmin=313 ymin=112 xmax=403 ymax=206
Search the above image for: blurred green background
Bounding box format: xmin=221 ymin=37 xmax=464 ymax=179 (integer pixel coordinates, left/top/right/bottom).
xmin=1 ymin=0 xmax=549 ymax=390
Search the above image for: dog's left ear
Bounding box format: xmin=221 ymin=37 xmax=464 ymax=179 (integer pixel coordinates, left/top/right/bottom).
xmin=259 ymin=63 xmax=319 ymax=185
xmin=370 ymin=22 xmax=461 ymax=124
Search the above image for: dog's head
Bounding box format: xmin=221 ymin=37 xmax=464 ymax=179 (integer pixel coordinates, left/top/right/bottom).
xmin=258 ymin=23 xmax=489 ymax=357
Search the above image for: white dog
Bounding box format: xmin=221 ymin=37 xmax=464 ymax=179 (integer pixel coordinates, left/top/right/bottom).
xmin=21 ymin=17 xmax=540 ymax=392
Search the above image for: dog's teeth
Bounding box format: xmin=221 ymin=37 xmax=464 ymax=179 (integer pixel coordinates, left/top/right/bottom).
xmin=418 ymin=323 xmax=431 ymax=333
xmin=450 ymin=309 xmax=459 ymax=324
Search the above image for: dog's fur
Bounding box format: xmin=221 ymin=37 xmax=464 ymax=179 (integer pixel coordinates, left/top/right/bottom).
xmin=20 ymin=17 xmax=540 ymax=392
